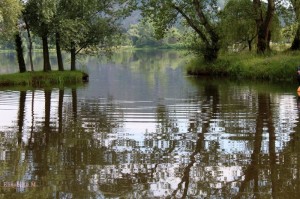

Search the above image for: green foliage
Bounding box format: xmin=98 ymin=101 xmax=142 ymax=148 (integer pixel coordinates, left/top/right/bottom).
xmin=186 ymin=51 xmax=300 ymax=82
xmin=127 ymin=19 xmax=161 ymax=47
xmin=0 ymin=0 xmax=23 ymax=39
xmin=219 ymin=0 xmax=256 ymax=51
xmin=25 ymin=0 xmax=56 ymax=37
xmin=281 ymin=24 xmax=297 ymax=43
xmin=140 ymin=0 xmax=220 ymax=62
xmin=56 ymin=0 xmax=129 ymax=55
xmin=126 ymin=19 xmax=183 ymax=48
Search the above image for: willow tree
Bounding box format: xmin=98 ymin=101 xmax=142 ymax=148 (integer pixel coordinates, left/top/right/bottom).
xmin=0 ymin=0 xmax=26 ymax=73
xmin=253 ymin=0 xmax=275 ymax=53
xmin=220 ymin=0 xmax=257 ymax=51
xmin=141 ymin=0 xmax=220 ymax=62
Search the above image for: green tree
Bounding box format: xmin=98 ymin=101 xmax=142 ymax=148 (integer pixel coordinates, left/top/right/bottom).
xmin=25 ymin=0 xmax=57 ymax=72
xmin=0 ymin=0 xmax=22 ymax=37
xmin=141 ymin=0 xmax=220 ymax=62
xmin=58 ymin=0 xmax=135 ymax=71
xmin=220 ymin=0 xmax=257 ymax=51
xmin=127 ymin=19 xmax=182 ymax=47
xmin=127 ymin=19 xmax=162 ymax=47
xmin=0 ymin=0 xmax=27 ymax=73
xmin=52 ymin=0 xmax=65 ymax=71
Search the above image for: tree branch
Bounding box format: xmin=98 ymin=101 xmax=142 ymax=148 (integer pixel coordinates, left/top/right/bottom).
xmin=171 ymin=4 xmax=210 ymax=45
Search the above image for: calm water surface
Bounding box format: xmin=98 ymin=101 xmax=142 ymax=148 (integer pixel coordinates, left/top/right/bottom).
xmin=0 ymin=50 xmax=300 ymax=198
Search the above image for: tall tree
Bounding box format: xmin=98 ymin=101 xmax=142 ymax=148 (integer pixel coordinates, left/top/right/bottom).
xmin=22 ymin=8 xmax=34 ymax=71
xmin=52 ymin=0 xmax=65 ymax=71
xmin=58 ymin=0 xmax=134 ymax=71
xmin=253 ymin=0 xmax=275 ymax=53
xmin=0 ymin=0 xmax=26 ymax=73
xmin=25 ymin=0 xmax=56 ymax=72
xmin=141 ymin=0 xmax=220 ymax=62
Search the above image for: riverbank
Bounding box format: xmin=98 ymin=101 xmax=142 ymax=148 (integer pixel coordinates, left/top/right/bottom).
xmin=186 ymin=51 xmax=300 ymax=82
xmin=0 ymin=71 xmax=88 ymax=88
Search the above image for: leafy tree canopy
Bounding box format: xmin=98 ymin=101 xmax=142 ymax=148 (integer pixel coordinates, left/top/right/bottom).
xmin=140 ymin=0 xmax=221 ymax=62
xmin=0 ymin=0 xmax=23 ymax=38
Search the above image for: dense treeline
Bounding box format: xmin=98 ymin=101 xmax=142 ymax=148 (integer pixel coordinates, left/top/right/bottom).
xmin=1 ymin=0 xmax=300 ymax=74
xmin=0 ymin=0 xmax=136 ymax=73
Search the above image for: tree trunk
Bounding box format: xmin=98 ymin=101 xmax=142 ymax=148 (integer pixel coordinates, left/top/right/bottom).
xmin=15 ymin=33 xmax=26 ymax=73
xmin=291 ymin=24 xmax=300 ymax=50
xmin=56 ymin=32 xmax=64 ymax=71
xmin=248 ymin=40 xmax=252 ymax=51
xmin=70 ymin=42 xmax=76 ymax=71
xmin=24 ymin=16 xmax=34 ymax=71
xmin=172 ymin=2 xmax=219 ymax=62
xmin=253 ymin=0 xmax=275 ymax=53
xmin=203 ymin=45 xmax=219 ymax=62
xmin=42 ymin=35 xmax=51 ymax=72
xmin=257 ymin=28 xmax=268 ymax=53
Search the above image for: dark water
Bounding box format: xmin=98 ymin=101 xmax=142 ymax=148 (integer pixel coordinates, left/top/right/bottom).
xmin=0 ymin=50 xmax=300 ymax=198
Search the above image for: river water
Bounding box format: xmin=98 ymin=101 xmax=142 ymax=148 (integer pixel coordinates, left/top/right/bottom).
xmin=0 ymin=49 xmax=299 ymax=198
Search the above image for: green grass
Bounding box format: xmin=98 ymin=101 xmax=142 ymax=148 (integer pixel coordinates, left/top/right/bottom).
xmin=186 ymin=51 xmax=300 ymax=82
xmin=0 ymin=70 xmax=88 ymax=88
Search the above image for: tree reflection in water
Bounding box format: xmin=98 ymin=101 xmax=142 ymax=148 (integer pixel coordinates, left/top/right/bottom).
xmin=0 ymin=52 xmax=300 ymax=198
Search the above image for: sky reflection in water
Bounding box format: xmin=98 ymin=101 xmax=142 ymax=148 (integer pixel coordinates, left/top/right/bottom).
xmin=0 ymin=50 xmax=299 ymax=198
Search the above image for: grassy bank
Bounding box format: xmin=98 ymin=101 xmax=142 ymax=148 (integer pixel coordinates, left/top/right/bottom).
xmin=0 ymin=70 xmax=88 ymax=88
xmin=186 ymin=51 xmax=300 ymax=82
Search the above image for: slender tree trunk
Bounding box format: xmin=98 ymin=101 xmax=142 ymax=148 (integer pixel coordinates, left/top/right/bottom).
xmin=15 ymin=32 xmax=26 ymax=73
xmin=42 ymin=35 xmax=51 ymax=72
xmin=56 ymin=32 xmax=64 ymax=71
xmin=24 ymin=17 xmax=34 ymax=71
xmin=70 ymin=42 xmax=76 ymax=71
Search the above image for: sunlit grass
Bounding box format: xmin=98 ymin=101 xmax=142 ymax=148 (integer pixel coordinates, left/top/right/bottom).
xmin=186 ymin=51 xmax=300 ymax=82
xmin=0 ymin=70 xmax=88 ymax=88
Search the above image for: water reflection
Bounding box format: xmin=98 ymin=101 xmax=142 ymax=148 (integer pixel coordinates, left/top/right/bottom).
xmin=0 ymin=50 xmax=299 ymax=198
